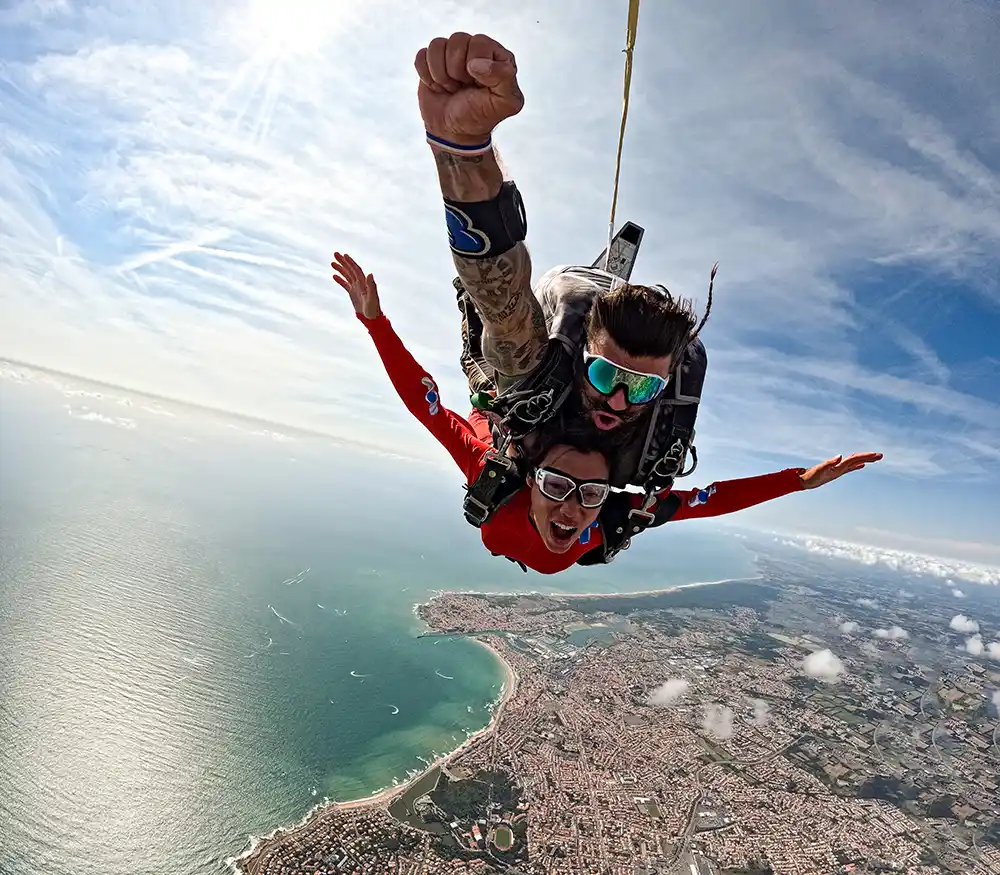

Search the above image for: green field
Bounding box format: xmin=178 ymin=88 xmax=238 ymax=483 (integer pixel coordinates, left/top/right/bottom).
xmin=492 ymin=825 xmax=514 ymax=851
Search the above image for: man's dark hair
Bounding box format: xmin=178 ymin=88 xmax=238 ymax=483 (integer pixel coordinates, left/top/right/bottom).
xmin=587 ymin=282 xmax=702 ymax=361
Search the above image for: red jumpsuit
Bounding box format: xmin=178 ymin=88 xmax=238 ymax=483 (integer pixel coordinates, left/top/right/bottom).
xmin=359 ymin=312 xmax=805 ymax=575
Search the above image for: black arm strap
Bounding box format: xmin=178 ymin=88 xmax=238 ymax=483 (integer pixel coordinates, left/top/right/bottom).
xmin=462 ymin=450 xmax=524 ymax=527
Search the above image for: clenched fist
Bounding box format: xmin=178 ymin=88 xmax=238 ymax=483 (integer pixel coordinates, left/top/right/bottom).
xmin=415 ymin=32 xmax=524 ymax=145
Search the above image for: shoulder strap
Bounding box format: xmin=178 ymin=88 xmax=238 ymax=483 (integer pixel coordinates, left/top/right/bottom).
xmin=462 ymin=449 xmax=524 ymax=527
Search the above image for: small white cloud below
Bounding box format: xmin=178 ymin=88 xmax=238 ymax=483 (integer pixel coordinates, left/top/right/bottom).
xmin=950 ymin=615 xmax=980 ymax=634
xmin=802 ymin=649 xmax=845 ymax=683
xmin=648 ymin=679 xmax=690 ymax=707
xmin=873 ymin=626 xmax=909 ymax=641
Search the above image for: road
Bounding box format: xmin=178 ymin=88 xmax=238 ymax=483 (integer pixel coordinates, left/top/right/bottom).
xmin=665 ymin=734 xmax=807 ymax=873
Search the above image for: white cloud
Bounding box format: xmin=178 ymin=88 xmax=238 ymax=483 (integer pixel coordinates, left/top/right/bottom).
xmin=702 ymin=703 xmax=734 ymax=741
xmin=987 ymin=642 xmax=1000 ymax=661
xmin=949 ymin=615 xmax=979 ymax=634
xmin=839 ymin=621 xmax=860 ymax=635
xmin=873 ymin=626 xmax=909 ymax=641
xmin=65 ymin=404 xmax=137 ymax=430
xmin=992 ymin=692 xmax=1000 ymax=710
xmin=647 ymin=679 xmax=690 ymax=707
xmin=752 ymin=699 xmax=770 ymax=728
xmin=951 ymin=588 xmax=964 ymax=598
xmin=780 ymin=534 xmax=1000 ymax=586
xmin=0 ymin=0 xmax=998 ymax=522
xmin=965 ymin=635 xmax=984 ymax=656
xmin=802 ymin=649 xmax=845 ymax=683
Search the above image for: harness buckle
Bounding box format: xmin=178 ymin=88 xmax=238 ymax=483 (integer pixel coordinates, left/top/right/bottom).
xmin=462 ymin=494 xmax=492 ymax=527
xmin=627 ymin=508 xmax=656 ymax=525
xmin=504 ymin=388 xmax=556 ymax=430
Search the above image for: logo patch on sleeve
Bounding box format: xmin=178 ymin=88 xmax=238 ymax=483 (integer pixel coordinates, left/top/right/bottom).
xmin=421 ymin=377 xmax=440 ymax=416
xmin=688 ymin=484 xmax=717 ymax=507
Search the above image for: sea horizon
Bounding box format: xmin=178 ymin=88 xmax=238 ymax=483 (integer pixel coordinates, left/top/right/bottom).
xmin=1 ymin=374 xmax=769 ymax=875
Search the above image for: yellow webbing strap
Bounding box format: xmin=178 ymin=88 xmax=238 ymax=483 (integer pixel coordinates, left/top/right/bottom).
xmin=604 ymin=0 xmax=642 ymax=272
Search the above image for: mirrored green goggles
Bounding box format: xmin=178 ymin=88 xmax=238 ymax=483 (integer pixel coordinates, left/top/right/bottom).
xmin=583 ymin=353 xmax=667 ymax=405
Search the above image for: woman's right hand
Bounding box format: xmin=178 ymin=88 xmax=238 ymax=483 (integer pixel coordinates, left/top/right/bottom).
xmin=331 ymin=252 xmax=381 ymax=320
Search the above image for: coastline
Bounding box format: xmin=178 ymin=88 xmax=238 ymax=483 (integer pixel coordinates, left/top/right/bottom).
xmin=228 ymin=575 xmax=749 ymax=872
xmin=548 ymin=574 xmax=764 ymax=600
xmin=426 ymin=573 xmax=763 ymax=603
xmin=228 ymin=631 xmax=519 ymax=874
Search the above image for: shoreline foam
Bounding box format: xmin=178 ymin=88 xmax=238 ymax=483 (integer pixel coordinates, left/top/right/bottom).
xmin=227 ymin=631 xmax=519 ymax=874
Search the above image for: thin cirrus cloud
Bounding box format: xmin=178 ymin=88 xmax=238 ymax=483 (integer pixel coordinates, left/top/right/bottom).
xmin=0 ymin=0 xmax=998 ymax=543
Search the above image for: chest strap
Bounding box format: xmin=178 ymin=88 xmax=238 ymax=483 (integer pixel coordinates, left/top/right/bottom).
xmin=577 ymin=404 xmax=698 ymax=566
xmin=489 ymin=340 xmax=578 ymax=441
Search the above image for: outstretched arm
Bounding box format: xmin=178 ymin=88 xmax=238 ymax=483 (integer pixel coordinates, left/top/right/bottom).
xmin=416 ymin=33 xmax=548 ymax=384
xmin=644 ymin=452 xmax=884 ymax=525
xmin=332 ymin=253 xmax=489 ymax=483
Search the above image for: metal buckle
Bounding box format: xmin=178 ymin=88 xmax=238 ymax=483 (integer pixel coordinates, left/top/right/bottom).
xmin=627 ymin=508 xmax=655 ymax=525
xmin=506 ymin=389 xmax=554 ymax=427
xmin=463 ymin=494 xmax=492 ymax=526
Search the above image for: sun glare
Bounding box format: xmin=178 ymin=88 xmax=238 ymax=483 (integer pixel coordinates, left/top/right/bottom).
xmin=232 ymin=0 xmax=352 ymax=57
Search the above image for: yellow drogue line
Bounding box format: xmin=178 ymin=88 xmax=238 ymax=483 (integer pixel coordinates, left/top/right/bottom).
xmin=604 ymin=0 xmax=642 ymax=273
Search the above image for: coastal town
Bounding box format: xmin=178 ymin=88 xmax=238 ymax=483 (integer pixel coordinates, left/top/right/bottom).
xmin=235 ymin=550 xmax=1000 ymax=875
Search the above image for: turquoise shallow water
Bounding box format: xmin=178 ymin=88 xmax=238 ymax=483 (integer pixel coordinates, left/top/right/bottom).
xmin=0 ymin=372 xmax=756 ymax=875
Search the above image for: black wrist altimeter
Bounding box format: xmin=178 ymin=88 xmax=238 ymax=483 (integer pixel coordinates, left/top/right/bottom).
xmin=444 ymin=180 xmax=527 ymax=259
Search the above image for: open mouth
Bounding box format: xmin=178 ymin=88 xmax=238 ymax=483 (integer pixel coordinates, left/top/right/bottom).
xmin=591 ymin=411 xmax=621 ymax=431
xmin=549 ymin=520 xmax=578 ymax=546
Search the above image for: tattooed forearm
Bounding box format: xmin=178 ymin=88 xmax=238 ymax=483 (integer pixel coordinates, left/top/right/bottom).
xmin=455 ymin=244 xmax=547 ymax=384
xmin=430 ymin=143 xmax=546 ymax=382
xmin=432 ymin=148 xmax=503 ymax=202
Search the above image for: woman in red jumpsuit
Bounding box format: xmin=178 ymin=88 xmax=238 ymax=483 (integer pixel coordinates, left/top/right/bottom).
xmin=331 ymin=253 xmax=882 ymax=576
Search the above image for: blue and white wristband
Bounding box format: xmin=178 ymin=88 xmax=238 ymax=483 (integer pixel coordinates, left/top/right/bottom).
xmin=426 ymin=131 xmax=493 ymax=156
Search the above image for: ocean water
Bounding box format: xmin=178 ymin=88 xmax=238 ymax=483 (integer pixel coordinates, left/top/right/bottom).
xmin=0 ymin=370 xmax=756 ymax=875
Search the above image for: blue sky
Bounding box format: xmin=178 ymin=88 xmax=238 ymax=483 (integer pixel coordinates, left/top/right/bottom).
xmin=1 ymin=0 xmax=998 ymax=564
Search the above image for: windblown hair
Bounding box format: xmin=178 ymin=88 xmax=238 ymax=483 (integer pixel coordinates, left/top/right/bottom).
xmin=519 ymin=425 xmax=609 ymax=472
xmin=587 ymin=279 xmax=711 ymax=362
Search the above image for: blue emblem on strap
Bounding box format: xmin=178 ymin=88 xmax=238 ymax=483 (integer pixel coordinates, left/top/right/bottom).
xmin=445 ymin=205 xmax=490 ymax=256
xmin=579 ymin=520 xmax=598 ymax=545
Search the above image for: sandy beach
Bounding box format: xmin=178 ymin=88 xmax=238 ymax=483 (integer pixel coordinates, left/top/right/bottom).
xmin=231 ymin=631 xmax=520 ymax=874
xmin=549 ymin=575 xmax=763 ymax=600
xmin=435 ymin=575 xmax=760 ymax=603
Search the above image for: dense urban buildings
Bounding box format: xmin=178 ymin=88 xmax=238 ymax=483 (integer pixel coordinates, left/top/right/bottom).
xmin=237 ymin=547 xmax=1000 ymax=875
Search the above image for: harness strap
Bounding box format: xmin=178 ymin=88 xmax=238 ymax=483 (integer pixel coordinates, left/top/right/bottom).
xmin=490 ymin=339 xmax=577 ymax=440
xmin=576 ymin=400 xmax=699 ymax=566
xmin=462 ymin=449 xmax=523 ymax=527
xmin=492 ymin=553 xmax=528 ymax=573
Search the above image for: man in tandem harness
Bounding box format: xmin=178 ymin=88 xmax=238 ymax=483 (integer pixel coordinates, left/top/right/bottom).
xmin=459 ymin=226 xmax=716 ymax=568
xmin=415 ymin=31 xmax=716 ymax=567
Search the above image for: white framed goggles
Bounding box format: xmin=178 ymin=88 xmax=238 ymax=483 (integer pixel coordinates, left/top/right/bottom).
xmin=533 ymin=467 xmax=610 ymax=508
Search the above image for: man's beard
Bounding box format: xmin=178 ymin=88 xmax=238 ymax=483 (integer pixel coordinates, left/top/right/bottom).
xmin=558 ymin=393 xmax=648 ymax=456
